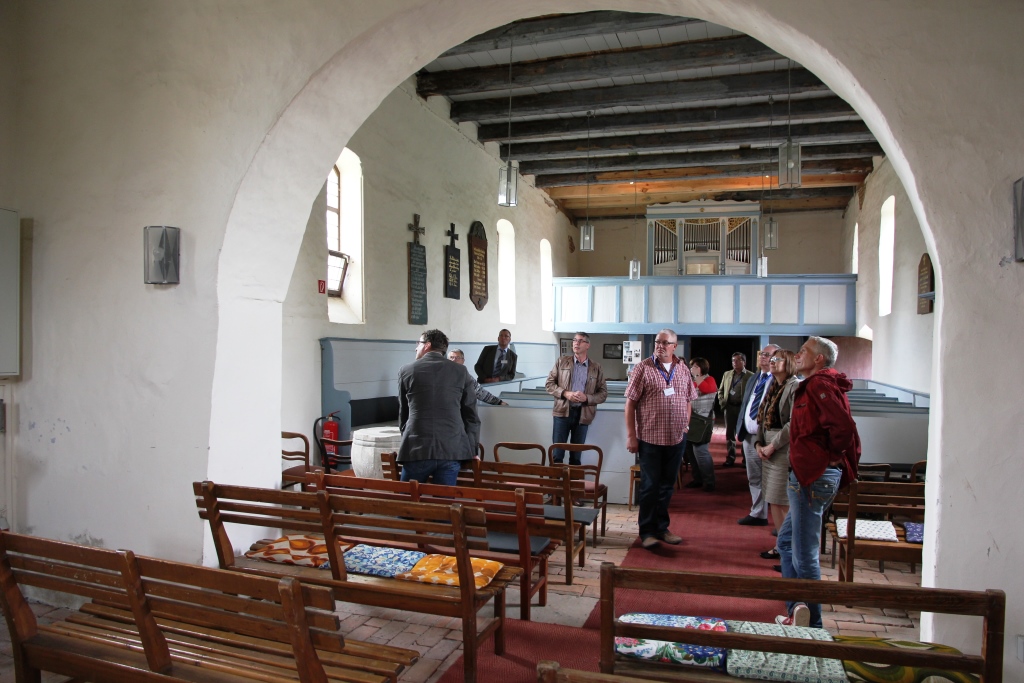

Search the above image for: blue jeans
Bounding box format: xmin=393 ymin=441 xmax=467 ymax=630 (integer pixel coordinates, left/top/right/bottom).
xmin=636 ymin=439 xmax=685 ymax=539
xmin=777 ymin=468 xmax=841 ymax=628
xmin=550 ymin=407 xmax=589 ymax=464
xmin=400 ymin=459 xmax=462 ymax=486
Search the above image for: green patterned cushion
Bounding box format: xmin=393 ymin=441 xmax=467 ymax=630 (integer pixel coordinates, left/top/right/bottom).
xmin=615 ymin=614 xmax=729 ymax=670
xmin=724 ymin=620 xmax=848 ymax=683
xmin=833 ymin=635 xmax=979 ymax=683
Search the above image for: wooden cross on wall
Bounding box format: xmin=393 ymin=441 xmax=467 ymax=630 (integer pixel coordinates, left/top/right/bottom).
xmin=447 ymin=223 xmax=459 ymax=248
xmin=409 ymin=214 xmax=425 ymax=244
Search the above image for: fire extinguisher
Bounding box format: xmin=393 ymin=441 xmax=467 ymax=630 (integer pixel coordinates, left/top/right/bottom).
xmin=313 ymin=411 xmax=341 ymax=473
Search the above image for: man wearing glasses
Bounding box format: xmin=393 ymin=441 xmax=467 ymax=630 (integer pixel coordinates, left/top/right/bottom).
xmin=397 ymin=329 xmax=480 ymax=485
xmin=736 ymin=343 xmax=780 ymax=526
xmin=624 ymin=329 xmax=698 ymax=549
xmin=545 ymin=332 xmax=608 ymax=464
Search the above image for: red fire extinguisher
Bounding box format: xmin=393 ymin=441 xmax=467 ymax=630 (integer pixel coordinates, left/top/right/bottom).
xmin=314 ymin=411 xmax=341 ymax=472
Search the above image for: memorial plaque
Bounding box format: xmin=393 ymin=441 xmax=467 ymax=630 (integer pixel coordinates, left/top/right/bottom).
xmin=917 ymin=252 xmax=934 ymax=315
xmin=468 ymin=220 xmax=488 ymax=311
xmin=444 ymin=223 xmax=460 ymax=300
xmin=407 ymin=214 xmax=428 ymax=324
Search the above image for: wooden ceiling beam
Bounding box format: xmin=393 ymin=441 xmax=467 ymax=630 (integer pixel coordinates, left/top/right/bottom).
xmin=437 ymin=12 xmax=701 ymax=58
xmin=576 ymin=192 xmax=853 ymax=218
xmin=548 ymin=174 xmax=866 ymax=201
xmin=534 ymin=158 xmax=876 ymax=188
xmin=450 ymin=68 xmax=827 ymax=122
xmin=559 ymin=184 xmax=856 ymax=210
xmin=477 ymin=95 xmax=855 ymax=143
xmin=420 ymin=36 xmax=779 ymax=97
xmin=520 ymin=142 xmax=884 ymax=176
xmin=504 ymin=120 xmax=873 ymax=161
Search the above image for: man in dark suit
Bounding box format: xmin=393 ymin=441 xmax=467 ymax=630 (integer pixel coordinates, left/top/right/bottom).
xmin=735 ymin=343 xmax=779 ymax=526
xmin=398 ymin=329 xmax=480 ymax=485
xmin=474 ymin=328 xmax=518 ymax=383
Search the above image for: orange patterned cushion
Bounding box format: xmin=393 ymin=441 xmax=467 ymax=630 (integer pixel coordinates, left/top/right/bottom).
xmin=243 ymin=534 xmax=349 ymax=569
xmin=395 ymin=554 xmax=504 ymax=588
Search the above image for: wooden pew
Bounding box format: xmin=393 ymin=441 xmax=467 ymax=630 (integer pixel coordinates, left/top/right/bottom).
xmin=0 ymin=530 xmax=416 ymax=683
xmin=465 ymin=460 xmax=588 ymax=585
xmin=825 ymin=479 xmax=926 ymax=582
xmin=306 ymin=470 xmax=560 ymax=621
xmin=600 ymin=563 xmax=1005 ymax=683
xmin=194 ymin=480 xmax=522 ymax=683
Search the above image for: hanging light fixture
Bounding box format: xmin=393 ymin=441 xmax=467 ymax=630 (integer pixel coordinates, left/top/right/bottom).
xmin=579 ymin=111 xmax=595 ymax=251
xmin=629 ymin=167 xmax=641 ymax=279
xmin=761 ymin=97 xmax=779 ymax=255
xmin=778 ymin=59 xmax=802 ymax=188
xmin=497 ymin=38 xmax=518 ymax=206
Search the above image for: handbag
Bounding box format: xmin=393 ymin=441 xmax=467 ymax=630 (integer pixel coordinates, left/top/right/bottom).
xmin=687 ymin=411 xmax=714 ymax=445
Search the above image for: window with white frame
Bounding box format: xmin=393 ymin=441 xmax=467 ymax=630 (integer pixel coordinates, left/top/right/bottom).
xmin=852 ymin=222 xmax=859 ymax=275
xmin=496 ymin=219 xmax=516 ymax=325
xmin=539 ymin=238 xmax=553 ymax=330
xmin=326 ymin=149 xmax=364 ymax=323
xmin=878 ymin=196 xmax=895 ymax=317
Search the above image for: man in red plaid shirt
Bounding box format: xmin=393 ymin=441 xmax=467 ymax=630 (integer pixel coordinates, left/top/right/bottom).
xmin=625 ymin=329 xmax=698 ymax=549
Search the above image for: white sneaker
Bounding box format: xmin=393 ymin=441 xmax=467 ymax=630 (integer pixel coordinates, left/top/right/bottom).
xmin=775 ymin=603 xmax=810 ymax=627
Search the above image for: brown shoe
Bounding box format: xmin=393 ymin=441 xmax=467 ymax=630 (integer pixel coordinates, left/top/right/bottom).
xmin=659 ymin=532 xmax=682 ymax=545
xmin=640 ymin=536 xmax=660 ymax=549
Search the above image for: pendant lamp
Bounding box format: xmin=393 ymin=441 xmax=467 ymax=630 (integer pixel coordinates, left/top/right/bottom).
xmin=579 ymin=112 xmax=595 ymax=251
xmin=777 ymin=60 xmax=802 ymax=188
xmin=629 ymin=168 xmax=641 ymax=279
xmin=498 ymin=39 xmax=518 ymax=206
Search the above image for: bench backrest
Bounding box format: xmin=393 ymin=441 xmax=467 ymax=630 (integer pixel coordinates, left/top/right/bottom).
xmin=834 ymin=479 xmax=927 ymax=527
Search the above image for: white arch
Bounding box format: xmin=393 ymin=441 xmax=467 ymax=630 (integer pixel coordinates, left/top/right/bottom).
xmin=207 ymin=2 xmax=1024 ymax=664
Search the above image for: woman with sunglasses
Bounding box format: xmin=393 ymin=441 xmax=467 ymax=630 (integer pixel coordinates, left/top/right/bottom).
xmin=755 ymin=349 xmax=800 ymax=561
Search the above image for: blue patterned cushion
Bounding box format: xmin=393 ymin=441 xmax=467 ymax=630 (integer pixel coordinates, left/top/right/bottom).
xmin=902 ymin=522 xmax=924 ymax=544
xmin=340 ymin=544 xmax=426 ymax=578
xmin=724 ymin=620 xmax=847 ymax=683
xmin=615 ymin=613 xmax=728 ymax=670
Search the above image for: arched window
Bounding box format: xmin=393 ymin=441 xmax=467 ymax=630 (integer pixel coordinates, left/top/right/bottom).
xmin=878 ymin=196 xmax=895 ymax=317
xmin=496 ymin=219 xmax=516 ymax=325
xmin=852 ymin=222 xmax=859 ymax=275
xmin=539 ymin=239 xmax=553 ymax=330
xmin=327 ymin=149 xmax=364 ymax=323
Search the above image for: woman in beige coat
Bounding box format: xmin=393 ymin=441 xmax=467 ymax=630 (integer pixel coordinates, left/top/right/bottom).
xmin=755 ymin=349 xmax=799 ymax=557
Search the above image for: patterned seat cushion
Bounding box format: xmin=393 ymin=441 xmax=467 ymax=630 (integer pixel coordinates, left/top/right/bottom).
xmin=395 ymin=554 xmax=505 ymax=588
xmin=836 ymin=519 xmax=899 ymax=542
xmin=724 ymin=620 xmax=848 ymax=683
xmin=902 ymin=522 xmax=924 ymax=544
xmin=614 ymin=614 xmax=729 ymax=671
xmin=833 ymin=635 xmax=978 ymax=683
xmin=243 ymin=534 xmax=347 ymax=569
xmin=341 ymin=544 xmax=426 ymax=578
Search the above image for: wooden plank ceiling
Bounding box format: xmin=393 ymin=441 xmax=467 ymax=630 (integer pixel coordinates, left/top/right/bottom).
xmin=418 ymin=12 xmax=877 ymax=220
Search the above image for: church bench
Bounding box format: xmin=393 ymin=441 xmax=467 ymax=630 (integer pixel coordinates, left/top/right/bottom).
xmin=599 ymin=562 xmax=1004 ymax=683
xmin=465 ymin=459 xmax=589 ymax=585
xmin=194 ymin=480 xmax=522 ymax=683
xmin=0 ymin=529 xmax=416 ymax=683
xmin=825 ymin=479 xmax=926 ymax=582
xmin=306 ymin=470 xmax=559 ymax=621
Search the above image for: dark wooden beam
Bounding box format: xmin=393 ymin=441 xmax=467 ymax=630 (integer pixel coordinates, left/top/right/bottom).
xmin=437 ymin=12 xmax=701 ymax=58
xmin=420 ymin=36 xmax=779 ymax=97
xmin=519 ymin=142 xmax=884 ymax=176
xmin=576 ymin=188 xmax=854 ymax=218
xmin=504 ymin=121 xmax=873 ymax=161
xmin=534 ymin=158 xmax=876 ymax=188
xmin=478 ymin=96 xmax=856 ymax=143
xmin=450 ymin=68 xmax=828 ymax=122
xmin=560 ymin=186 xmax=855 ymax=210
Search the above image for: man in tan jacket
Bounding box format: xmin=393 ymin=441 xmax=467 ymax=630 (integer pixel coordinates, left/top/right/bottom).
xmin=545 ymin=332 xmax=609 ymax=465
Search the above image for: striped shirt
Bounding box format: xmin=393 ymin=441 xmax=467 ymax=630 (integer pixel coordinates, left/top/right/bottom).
xmin=625 ymin=357 xmax=698 ymax=446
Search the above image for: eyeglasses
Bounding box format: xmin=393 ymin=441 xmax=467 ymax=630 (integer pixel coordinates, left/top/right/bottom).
xmin=573 ymin=338 xmax=589 ymax=344
xmin=758 ymin=351 xmax=771 ymax=357
xmin=417 ymin=339 xmax=426 ymax=346
xmin=769 ymin=356 xmax=782 ymax=363
xmin=653 ymin=340 xmax=676 ymax=346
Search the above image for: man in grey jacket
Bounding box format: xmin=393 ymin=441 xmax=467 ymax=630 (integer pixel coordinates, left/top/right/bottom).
xmin=397 ymin=330 xmax=480 ymax=485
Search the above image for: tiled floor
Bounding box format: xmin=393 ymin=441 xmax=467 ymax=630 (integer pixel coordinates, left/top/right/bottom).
xmin=0 ymin=502 xmax=922 ymax=683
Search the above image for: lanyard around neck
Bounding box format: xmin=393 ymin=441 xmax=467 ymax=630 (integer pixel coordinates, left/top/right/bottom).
xmin=653 ymin=356 xmax=676 ymax=385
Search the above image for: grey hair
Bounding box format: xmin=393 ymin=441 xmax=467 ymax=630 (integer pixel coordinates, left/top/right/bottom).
xmin=807 ymin=336 xmax=838 ymax=368
xmin=656 ymin=328 xmax=678 ymax=343
xmin=448 ymin=348 xmax=465 ymax=361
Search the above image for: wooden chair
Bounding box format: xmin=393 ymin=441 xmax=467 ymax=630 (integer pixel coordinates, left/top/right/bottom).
xmin=494 ymin=441 xmax=547 ymax=464
xmin=627 ymin=465 xmax=641 ymax=511
xmin=380 ymin=447 xmax=481 ymax=482
xmin=549 ymin=443 xmax=607 ymax=544
xmin=821 ymin=462 xmax=892 ymax=553
xmin=910 ymin=459 xmax=927 ymax=482
xmin=281 ymin=431 xmax=311 ymax=489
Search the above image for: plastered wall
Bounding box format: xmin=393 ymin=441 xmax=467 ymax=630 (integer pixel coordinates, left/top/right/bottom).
xmin=3 ymin=1 xmax=1023 ymax=673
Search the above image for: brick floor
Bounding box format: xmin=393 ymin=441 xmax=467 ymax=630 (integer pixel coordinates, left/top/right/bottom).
xmin=0 ymin=502 xmax=923 ymax=683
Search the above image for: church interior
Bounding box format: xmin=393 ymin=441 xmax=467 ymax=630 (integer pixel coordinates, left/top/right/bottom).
xmin=0 ymin=1 xmax=1021 ymax=680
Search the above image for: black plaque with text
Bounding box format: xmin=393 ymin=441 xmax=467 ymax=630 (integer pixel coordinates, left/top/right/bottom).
xmin=468 ymin=220 xmax=488 ymax=311
xmin=408 ymin=214 xmax=428 ymax=324
xmin=444 ymin=223 xmax=460 ymax=299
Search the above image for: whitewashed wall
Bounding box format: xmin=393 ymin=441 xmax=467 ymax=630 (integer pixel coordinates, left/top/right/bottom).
xmin=842 ymin=158 xmax=935 ymax=393
xmin=2 ymin=2 xmax=1022 ymax=673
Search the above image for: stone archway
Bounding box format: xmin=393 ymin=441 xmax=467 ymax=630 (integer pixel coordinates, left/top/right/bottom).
xmin=208 ymin=1 xmax=1024 ymax=667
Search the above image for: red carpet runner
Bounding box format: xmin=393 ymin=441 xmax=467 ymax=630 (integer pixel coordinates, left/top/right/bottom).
xmin=437 ymin=433 xmax=787 ymax=682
